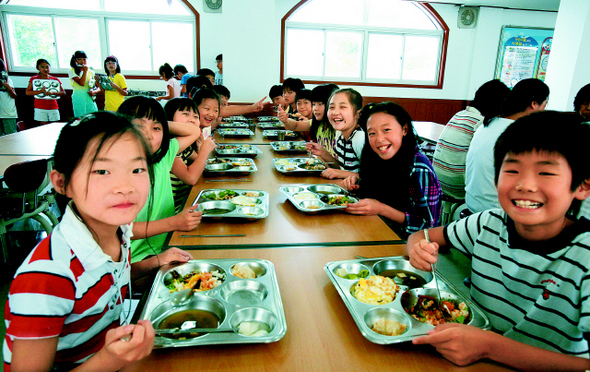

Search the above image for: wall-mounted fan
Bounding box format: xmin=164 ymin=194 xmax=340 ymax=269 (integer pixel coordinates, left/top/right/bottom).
xmin=458 ymin=6 xmax=478 ymax=29
xmin=204 ymin=0 xmax=222 ymax=13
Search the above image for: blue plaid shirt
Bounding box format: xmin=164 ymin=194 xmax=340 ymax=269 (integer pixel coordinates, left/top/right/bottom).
xmin=405 ymin=151 xmax=442 ymax=235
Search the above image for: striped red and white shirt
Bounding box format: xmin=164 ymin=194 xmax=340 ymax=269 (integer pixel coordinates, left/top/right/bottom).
xmin=3 ymin=205 xmax=132 ymax=371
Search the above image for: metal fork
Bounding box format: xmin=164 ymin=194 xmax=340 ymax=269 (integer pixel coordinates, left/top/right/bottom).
xmin=424 ymin=229 xmax=452 ymax=320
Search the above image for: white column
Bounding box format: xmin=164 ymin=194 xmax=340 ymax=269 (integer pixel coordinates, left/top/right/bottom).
xmin=544 ymin=0 xmax=590 ymax=111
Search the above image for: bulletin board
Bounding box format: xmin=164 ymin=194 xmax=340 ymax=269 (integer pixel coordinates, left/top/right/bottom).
xmin=494 ymin=26 xmax=554 ymax=88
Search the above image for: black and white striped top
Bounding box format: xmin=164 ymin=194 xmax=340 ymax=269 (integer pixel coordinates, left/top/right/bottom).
xmin=334 ymin=127 xmax=364 ymax=173
xmin=444 ymin=210 xmax=590 ymax=356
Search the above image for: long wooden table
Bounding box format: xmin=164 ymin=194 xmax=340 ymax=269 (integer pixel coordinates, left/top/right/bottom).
xmin=213 ymin=125 xmax=293 ymax=145
xmin=168 ymin=145 xmax=401 ymax=249
xmin=0 ymin=122 xmax=65 ymax=156
xmin=123 ymin=245 xmax=510 ymax=372
xmin=414 ymin=121 xmax=445 ymax=145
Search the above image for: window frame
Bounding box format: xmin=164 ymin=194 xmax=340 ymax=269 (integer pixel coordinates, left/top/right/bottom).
xmin=280 ymin=0 xmax=449 ymax=89
xmin=0 ymin=0 xmax=200 ymax=79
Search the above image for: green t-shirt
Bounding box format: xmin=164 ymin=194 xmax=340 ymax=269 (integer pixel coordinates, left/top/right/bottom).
xmin=131 ymin=138 xmax=179 ymax=263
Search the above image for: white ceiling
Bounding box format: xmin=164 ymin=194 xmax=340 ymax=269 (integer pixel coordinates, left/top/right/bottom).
xmin=421 ymin=0 xmax=560 ymax=12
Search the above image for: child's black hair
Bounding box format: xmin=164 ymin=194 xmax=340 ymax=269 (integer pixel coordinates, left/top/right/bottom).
xmin=282 ymin=78 xmax=304 ymax=93
xmin=574 ymin=84 xmax=590 ymax=113
xmin=269 ymin=85 xmax=283 ymax=99
xmin=212 ymin=85 xmax=230 ymax=100
xmin=470 ymin=79 xmax=510 ymax=119
xmin=159 ymin=63 xmax=175 ymax=79
xmin=196 ymin=68 xmax=215 ymax=78
xmin=309 ymin=84 xmax=338 ymax=141
xmin=0 ymin=59 xmax=6 ymax=72
xmin=53 ymin=111 xmax=154 ymax=196
xmin=36 ymin=59 xmax=50 ymax=69
xmin=484 ymin=78 xmax=549 ymax=126
xmin=329 ymin=88 xmax=363 ymax=113
xmin=494 ymin=111 xmax=590 ymax=191
xmin=357 ymin=102 xmax=419 ymax=227
xmin=104 ymin=55 xmax=121 ymax=76
xmin=192 ymin=87 xmax=221 ymax=109
xmin=70 ymin=50 xmax=87 ymax=75
xmin=173 ymin=64 xmax=189 ymax=75
xmin=216 ymin=54 xmax=222 ymax=62
xmin=164 ymin=97 xmax=199 ymax=121
xmin=295 ymin=88 xmax=312 ymax=103
xmin=117 ymin=96 xmax=170 ymax=164
xmin=187 ymin=75 xmax=213 ymax=98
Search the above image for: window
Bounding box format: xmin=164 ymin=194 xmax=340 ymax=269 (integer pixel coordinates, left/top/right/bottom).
xmin=0 ymin=0 xmax=198 ymax=75
xmin=282 ymin=0 xmax=448 ymax=88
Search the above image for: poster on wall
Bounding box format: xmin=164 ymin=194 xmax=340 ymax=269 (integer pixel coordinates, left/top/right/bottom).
xmin=494 ymin=26 xmax=554 ymax=88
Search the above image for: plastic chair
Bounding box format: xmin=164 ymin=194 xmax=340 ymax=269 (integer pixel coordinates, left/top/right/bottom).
xmin=16 ymin=121 xmax=27 ymax=132
xmin=0 ymin=159 xmax=59 ymax=264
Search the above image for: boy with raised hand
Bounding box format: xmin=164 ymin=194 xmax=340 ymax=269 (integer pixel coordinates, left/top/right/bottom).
xmin=407 ymin=111 xmax=590 ymax=371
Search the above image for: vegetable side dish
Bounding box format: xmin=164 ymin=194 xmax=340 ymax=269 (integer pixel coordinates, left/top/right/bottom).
xmin=404 ymin=295 xmax=469 ymax=326
xmin=167 ymin=269 xmax=226 ymax=293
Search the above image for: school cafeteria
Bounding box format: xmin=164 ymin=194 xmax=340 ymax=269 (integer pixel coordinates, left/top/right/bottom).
xmin=0 ymin=0 xmax=589 ymax=371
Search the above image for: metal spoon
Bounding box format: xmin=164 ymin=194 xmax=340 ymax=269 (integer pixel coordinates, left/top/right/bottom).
xmin=156 ymin=321 xmax=235 ymax=335
xmin=170 ymin=288 xmax=193 ymax=307
xmin=424 ymin=229 xmax=453 ymax=320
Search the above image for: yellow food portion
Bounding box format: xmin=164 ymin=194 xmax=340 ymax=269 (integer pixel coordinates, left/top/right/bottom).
xmin=294 ymin=192 xmax=317 ymax=200
xmin=352 ymin=275 xmax=398 ymax=305
xmin=232 ymin=264 xmax=256 ymax=279
xmin=276 ymin=159 xmax=297 ymax=166
xmin=371 ymin=318 xmax=406 ymax=336
xmin=231 ymin=195 xmax=257 ymax=206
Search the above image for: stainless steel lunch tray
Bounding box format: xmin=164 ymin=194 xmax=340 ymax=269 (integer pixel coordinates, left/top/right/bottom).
xmin=205 ymin=157 xmax=258 ymax=174
xmin=215 ymin=144 xmax=262 ymax=158
xmin=218 ymin=128 xmax=254 ymax=138
xmin=32 ymin=79 xmax=60 ymax=99
xmin=325 ymin=256 xmax=490 ymax=344
xmin=257 ymin=116 xmax=279 ymax=122
xmin=192 ymin=189 xmax=269 ymax=219
xmin=270 ymin=141 xmax=307 ymax=153
xmin=263 ymin=130 xmax=299 ymax=140
xmin=228 ymin=115 xmax=247 ymax=122
xmin=219 ymin=122 xmax=249 ymax=128
xmin=279 ymin=184 xmax=358 ymax=213
xmin=258 ymin=121 xmax=284 ymax=129
xmin=140 ymin=259 xmax=287 ymax=348
xmin=272 ymin=157 xmax=327 ymax=174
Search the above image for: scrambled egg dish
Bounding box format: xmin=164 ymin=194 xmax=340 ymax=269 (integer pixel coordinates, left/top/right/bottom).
xmin=352 ymin=275 xmax=398 ymax=305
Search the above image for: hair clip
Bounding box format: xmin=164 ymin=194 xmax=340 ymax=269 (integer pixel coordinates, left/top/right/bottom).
xmin=69 ymin=118 xmax=83 ymax=127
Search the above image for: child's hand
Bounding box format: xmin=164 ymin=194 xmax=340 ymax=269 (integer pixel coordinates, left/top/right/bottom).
xmin=172 ymin=205 xmax=203 ymax=231
xmin=250 ymin=96 xmax=268 ymax=112
xmin=412 ymin=323 xmax=489 ymax=366
xmin=101 ymin=320 xmax=155 ymax=370
xmin=341 ymin=175 xmax=359 ymax=191
xmin=307 ymin=142 xmax=328 ymax=158
xmin=408 ymin=235 xmax=440 ymax=272
xmin=157 ymin=247 xmax=193 ymax=266
xmin=344 ymin=198 xmax=381 ymax=216
xmin=321 ymin=168 xmax=345 ymax=179
xmin=277 ymin=105 xmax=289 ymax=123
xmin=200 ymin=137 xmax=217 ymax=155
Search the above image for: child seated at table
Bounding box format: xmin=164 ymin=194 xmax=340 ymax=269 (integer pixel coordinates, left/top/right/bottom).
xmin=167 ymin=97 xmax=216 ymax=212
xmin=406 ymin=111 xmax=590 ymax=370
xmin=4 ymin=112 xmax=179 ymax=371
xmin=196 ymin=68 xmax=216 ymax=86
xmin=269 ymin=84 xmax=287 ymax=111
xmin=212 ymin=85 xmax=231 ymax=107
xmin=278 ymin=88 xmax=313 ymax=141
xmin=282 ymin=77 xmax=305 ymax=115
xmin=117 ymin=97 xmax=202 ymax=263
xmin=342 ymin=102 xmax=441 ymax=237
xmin=308 ymin=88 xmax=364 ymax=180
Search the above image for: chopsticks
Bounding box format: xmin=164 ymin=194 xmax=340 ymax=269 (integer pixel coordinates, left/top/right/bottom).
xmin=180 ymin=234 xmax=246 ymax=238
xmin=205 ymin=178 xmax=251 ymax=182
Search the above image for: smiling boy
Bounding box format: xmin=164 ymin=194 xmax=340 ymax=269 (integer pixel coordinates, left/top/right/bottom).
xmin=407 ymin=111 xmax=590 ymax=370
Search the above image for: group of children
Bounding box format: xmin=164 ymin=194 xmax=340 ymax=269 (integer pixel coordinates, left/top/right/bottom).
xmin=2 ymin=61 xmax=590 ymax=370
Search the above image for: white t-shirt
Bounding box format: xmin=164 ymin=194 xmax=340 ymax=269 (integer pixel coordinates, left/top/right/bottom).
xmin=167 ymin=77 xmax=181 ymax=98
xmin=465 ymin=117 xmax=514 ymax=212
xmin=0 ymin=77 xmax=17 ymax=118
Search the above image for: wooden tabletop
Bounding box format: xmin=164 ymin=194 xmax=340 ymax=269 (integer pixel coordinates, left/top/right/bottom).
xmin=169 ymin=146 xmax=401 ymax=248
xmin=414 ymin=121 xmax=445 ymax=145
xmin=123 ymin=245 xmax=511 ymax=372
xmin=0 ymin=122 xmax=65 ymax=156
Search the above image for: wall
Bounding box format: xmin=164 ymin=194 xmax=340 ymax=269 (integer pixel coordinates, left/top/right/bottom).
xmin=8 ymin=1 xmax=558 ymax=104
